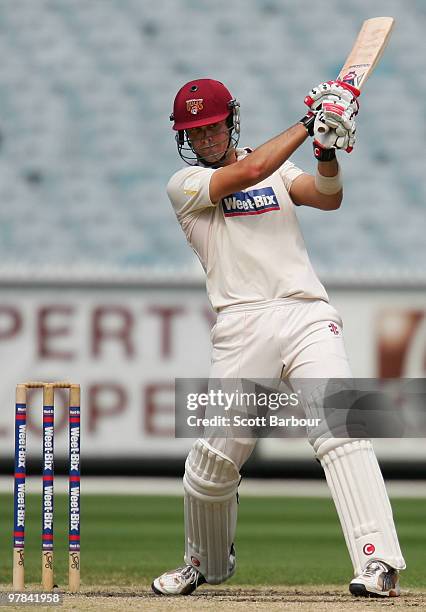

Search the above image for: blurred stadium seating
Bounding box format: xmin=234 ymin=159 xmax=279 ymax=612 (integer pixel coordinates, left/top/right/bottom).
xmin=0 ymin=0 xmax=423 ymax=277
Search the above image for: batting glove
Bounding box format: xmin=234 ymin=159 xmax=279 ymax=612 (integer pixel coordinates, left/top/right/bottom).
xmin=305 ymin=80 xmax=360 ymax=115
xmin=314 ymin=98 xmax=357 ymax=153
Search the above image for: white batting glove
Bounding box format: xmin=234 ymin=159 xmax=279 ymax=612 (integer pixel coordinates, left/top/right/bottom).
xmin=314 ymin=99 xmax=357 ymax=153
xmin=305 ymin=80 xmax=360 ymax=116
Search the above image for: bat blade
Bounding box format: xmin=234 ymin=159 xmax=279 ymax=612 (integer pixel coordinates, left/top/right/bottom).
xmin=337 ymin=16 xmax=395 ymax=91
xmin=316 ymin=17 xmax=395 ymax=135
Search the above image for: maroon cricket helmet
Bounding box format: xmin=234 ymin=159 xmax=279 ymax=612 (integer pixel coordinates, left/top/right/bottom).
xmin=171 ymin=78 xmax=236 ymax=131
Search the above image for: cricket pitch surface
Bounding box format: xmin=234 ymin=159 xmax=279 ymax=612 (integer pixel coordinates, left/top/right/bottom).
xmin=3 ymin=585 xmax=425 ymax=611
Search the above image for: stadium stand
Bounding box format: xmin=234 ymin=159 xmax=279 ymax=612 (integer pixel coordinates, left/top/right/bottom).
xmin=0 ymin=0 xmax=423 ymax=277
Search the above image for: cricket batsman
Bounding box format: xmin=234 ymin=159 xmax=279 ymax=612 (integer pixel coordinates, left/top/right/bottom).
xmin=151 ymin=78 xmax=405 ymax=598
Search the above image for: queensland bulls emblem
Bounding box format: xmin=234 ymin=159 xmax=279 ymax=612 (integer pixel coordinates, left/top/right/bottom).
xmin=186 ymin=99 xmax=204 ymax=114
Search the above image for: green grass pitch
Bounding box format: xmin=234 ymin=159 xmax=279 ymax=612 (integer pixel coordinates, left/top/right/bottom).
xmin=0 ymin=494 xmax=424 ymax=588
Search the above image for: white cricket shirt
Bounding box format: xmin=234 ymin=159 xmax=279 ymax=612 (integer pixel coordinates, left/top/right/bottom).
xmin=167 ymin=148 xmax=328 ymax=311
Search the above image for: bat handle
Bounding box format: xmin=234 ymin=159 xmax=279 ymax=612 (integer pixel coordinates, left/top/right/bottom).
xmin=313 ymin=110 xmax=330 ymax=136
xmin=316 ymin=124 xmax=329 ymax=135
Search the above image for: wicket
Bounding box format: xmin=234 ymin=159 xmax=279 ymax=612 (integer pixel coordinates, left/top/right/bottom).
xmin=13 ymin=382 xmax=81 ymax=592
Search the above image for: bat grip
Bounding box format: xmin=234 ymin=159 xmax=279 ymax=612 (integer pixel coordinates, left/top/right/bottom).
xmin=316 ymin=124 xmax=329 ymax=134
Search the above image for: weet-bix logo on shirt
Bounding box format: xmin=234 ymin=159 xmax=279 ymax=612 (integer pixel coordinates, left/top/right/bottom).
xmin=221 ymin=187 xmax=280 ymax=217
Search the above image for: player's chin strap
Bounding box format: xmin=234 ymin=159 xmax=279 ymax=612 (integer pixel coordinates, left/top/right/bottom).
xmin=199 ymin=148 xmax=230 ymax=169
xmin=197 ymin=144 xmax=230 ymax=169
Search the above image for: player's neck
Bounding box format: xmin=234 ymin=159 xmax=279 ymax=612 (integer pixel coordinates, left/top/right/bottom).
xmin=222 ymin=148 xmax=237 ymax=166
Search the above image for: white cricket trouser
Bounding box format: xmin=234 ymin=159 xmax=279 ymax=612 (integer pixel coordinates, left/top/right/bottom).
xmin=207 ymin=298 xmax=351 ymax=464
xmin=184 ymin=298 xmax=405 ymax=582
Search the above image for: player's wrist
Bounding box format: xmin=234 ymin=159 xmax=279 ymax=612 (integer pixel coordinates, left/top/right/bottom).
xmin=315 ymin=164 xmax=342 ymax=194
xmin=313 ymin=141 xmax=336 ymax=162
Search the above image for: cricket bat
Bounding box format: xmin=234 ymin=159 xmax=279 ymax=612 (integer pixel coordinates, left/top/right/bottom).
xmin=316 ymin=16 xmax=395 ymax=135
xmin=337 ymin=16 xmax=395 ymax=91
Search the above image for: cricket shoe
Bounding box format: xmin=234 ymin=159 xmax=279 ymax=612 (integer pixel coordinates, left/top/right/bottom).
xmin=151 ymin=565 xmax=206 ymax=596
xmin=152 ymin=544 xmax=236 ymax=596
xmin=349 ymin=560 xmax=400 ymax=598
